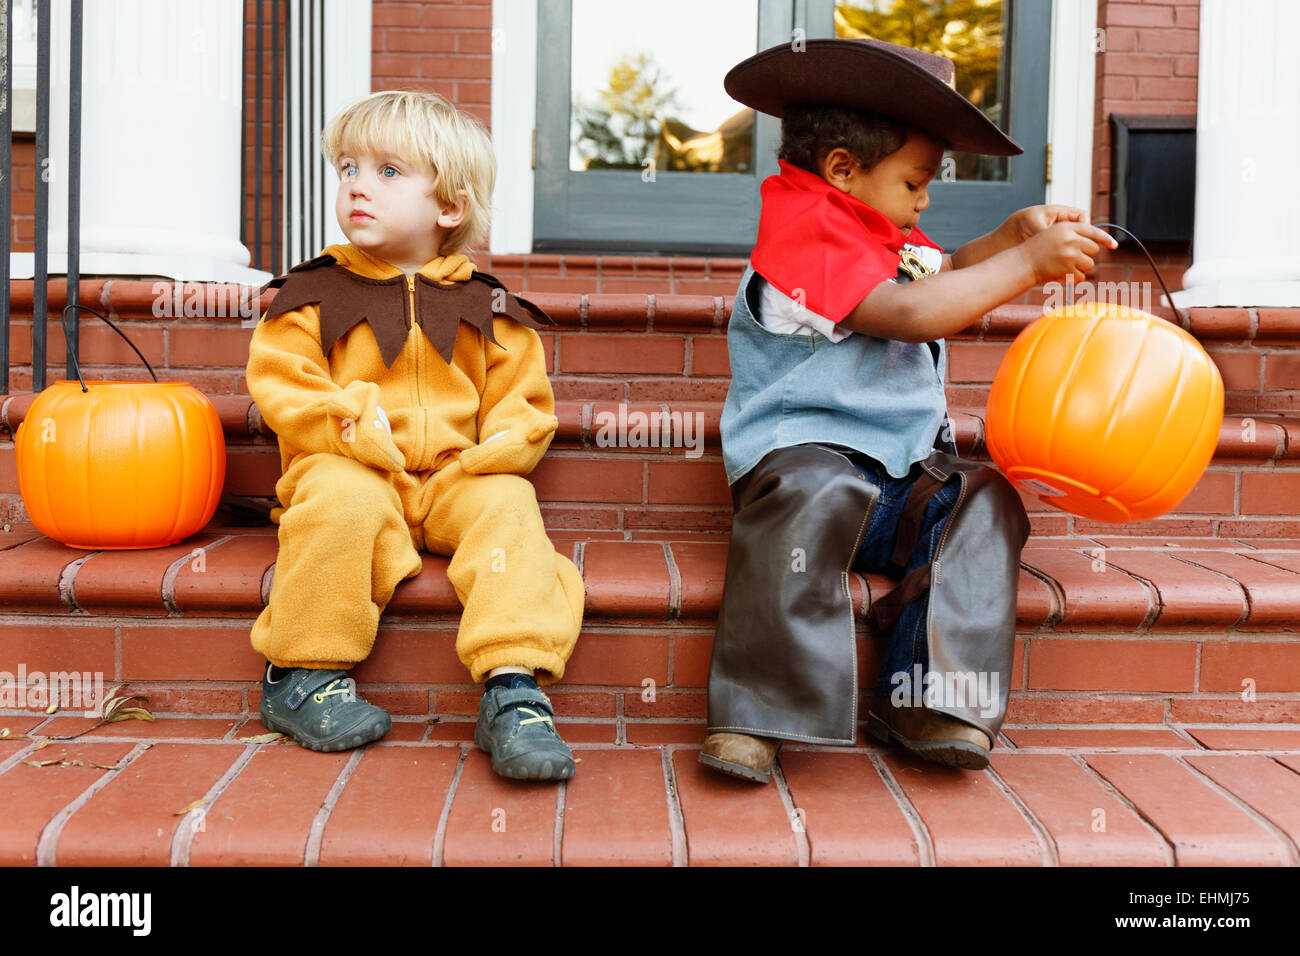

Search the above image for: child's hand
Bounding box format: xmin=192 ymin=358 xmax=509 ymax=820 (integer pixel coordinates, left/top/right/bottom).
xmin=1018 ymin=220 xmax=1119 ymax=285
xmin=1007 ymin=205 xmax=1115 ymax=245
xmin=458 ymin=417 xmax=558 ymax=475
xmin=326 ymin=381 xmax=407 ymax=472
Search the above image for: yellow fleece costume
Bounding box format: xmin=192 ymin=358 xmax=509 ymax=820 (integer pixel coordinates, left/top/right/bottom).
xmin=245 ymin=243 xmax=584 ymax=682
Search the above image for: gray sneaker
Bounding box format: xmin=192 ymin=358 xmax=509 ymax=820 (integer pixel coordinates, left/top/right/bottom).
xmin=475 ymin=686 xmax=575 ymax=781
xmin=259 ymin=665 xmax=390 ymax=752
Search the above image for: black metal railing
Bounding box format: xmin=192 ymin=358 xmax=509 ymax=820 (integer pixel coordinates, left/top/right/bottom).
xmin=1 ymin=0 xmax=324 ymax=397
xmin=242 ymin=0 xmax=325 ymax=276
xmin=0 ymin=0 xmax=11 ymax=395
xmin=1 ymin=0 xmax=84 ymax=395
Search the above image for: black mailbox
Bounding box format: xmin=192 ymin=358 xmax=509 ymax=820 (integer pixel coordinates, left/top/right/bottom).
xmin=1109 ymin=114 xmax=1196 ymax=243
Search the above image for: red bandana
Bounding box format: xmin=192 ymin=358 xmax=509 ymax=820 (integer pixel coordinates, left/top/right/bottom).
xmin=750 ymin=160 xmax=942 ymax=323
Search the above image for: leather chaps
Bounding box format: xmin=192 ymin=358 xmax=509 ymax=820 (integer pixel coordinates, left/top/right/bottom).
xmin=706 ymin=443 xmax=1030 ymax=745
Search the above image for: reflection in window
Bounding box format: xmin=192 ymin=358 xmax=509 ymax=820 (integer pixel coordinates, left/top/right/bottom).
xmin=568 ymin=0 xmax=758 ymax=174
xmin=836 ymin=0 xmax=1010 ymax=181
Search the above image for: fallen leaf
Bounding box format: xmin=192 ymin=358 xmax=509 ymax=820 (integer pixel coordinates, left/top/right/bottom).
xmin=0 ymin=732 xmax=28 ymax=742
xmin=238 ymin=732 xmax=286 ymax=745
xmin=89 ymin=762 xmax=120 ymax=771
xmin=45 ymin=702 xmax=58 ymax=715
xmin=32 ymin=738 xmax=48 ymax=751
xmin=65 ymin=759 xmax=84 ymax=767
xmin=174 ymin=798 xmax=210 ymax=816
xmin=101 ymin=693 xmax=150 ymax=722
xmin=23 ymin=758 xmax=63 ymax=767
xmin=98 ymin=685 xmax=124 ymax=711
xmin=45 ymin=690 xmax=156 ymax=742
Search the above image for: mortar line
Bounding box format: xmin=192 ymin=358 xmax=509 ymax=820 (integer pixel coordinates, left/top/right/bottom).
xmin=553 ymin=778 xmax=566 ymax=867
xmin=770 ymin=759 xmax=810 ymax=866
xmin=986 ymin=762 xmax=1058 ymax=866
xmin=1165 ymin=552 xmax=1252 ymax=628
xmin=1068 ymin=752 xmax=1176 ymax=866
xmin=37 ymin=741 xmax=151 ymax=866
xmin=660 ymin=747 xmax=688 ymax=867
xmin=304 ymin=747 xmax=366 ymax=866
xmin=1174 ymin=752 xmax=1300 ymax=865
xmin=868 ymin=752 xmax=934 ymax=866
xmin=58 ymin=551 xmax=99 ymax=612
xmin=430 ymin=746 xmax=469 ymax=867
xmin=161 ymin=534 xmax=236 ymax=613
xmin=170 ymin=743 xmax=260 ymax=866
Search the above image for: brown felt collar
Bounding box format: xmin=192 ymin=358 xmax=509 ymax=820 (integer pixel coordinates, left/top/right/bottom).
xmin=260 ymin=254 xmax=554 ymax=368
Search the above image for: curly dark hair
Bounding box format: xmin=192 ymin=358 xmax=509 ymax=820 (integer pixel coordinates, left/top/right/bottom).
xmin=777 ymin=104 xmax=936 ymax=173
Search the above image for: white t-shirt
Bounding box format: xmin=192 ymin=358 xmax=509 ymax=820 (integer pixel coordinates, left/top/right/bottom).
xmin=756 ymin=242 xmax=944 ymax=341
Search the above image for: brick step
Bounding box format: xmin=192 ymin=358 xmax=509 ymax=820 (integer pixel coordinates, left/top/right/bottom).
xmin=3 ymin=391 xmax=1298 ymax=538
xmin=7 ymin=392 xmax=1296 ymax=465
xmin=1 ymin=718 xmax=1298 ymax=865
xmin=5 ymin=281 xmax=1300 ymax=412
xmin=1 ymin=524 xmax=1297 ymax=727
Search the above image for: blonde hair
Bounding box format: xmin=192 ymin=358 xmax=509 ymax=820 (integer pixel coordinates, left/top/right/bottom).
xmin=321 ymin=90 xmax=495 ymax=254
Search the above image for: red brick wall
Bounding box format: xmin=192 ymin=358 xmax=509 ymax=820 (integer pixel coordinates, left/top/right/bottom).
xmin=7 ymin=138 xmax=36 ymax=253
xmin=1090 ymin=0 xmax=1199 ymax=292
xmin=371 ymin=1 xmax=493 ymax=129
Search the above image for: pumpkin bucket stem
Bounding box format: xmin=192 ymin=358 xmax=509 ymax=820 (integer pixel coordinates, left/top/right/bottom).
xmin=61 ymin=304 xmax=159 ymax=391
xmin=1092 ymin=223 xmax=1185 ymax=326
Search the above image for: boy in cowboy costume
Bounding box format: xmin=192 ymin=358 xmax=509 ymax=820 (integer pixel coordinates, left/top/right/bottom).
xmin=245 ymin=91 xmax=584 ymax=780
xmin=701 ymin=38 xmax=1117 ymax=782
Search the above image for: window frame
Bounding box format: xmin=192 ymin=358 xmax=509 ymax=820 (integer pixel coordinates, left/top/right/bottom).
xmin=525 ymin=0 xmax=1054 ymax=255
xmin=532 ymin=0 xmax=789 ymax=255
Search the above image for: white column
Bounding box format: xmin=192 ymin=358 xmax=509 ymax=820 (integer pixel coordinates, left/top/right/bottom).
xmin=320 ymin=0 xmax=373 ymax=251
xmin=1044 ymin=0 xmax=1097 ymax=214
xmin=12 ymin=0 xmax=269 ymax=284
xmin=1172 ymin=0 xmax=1300 ymax=308
xmin=490 ymin=0 xmax=537 ymax=255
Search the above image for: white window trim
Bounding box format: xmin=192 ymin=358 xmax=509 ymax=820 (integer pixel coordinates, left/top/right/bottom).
xmin=1044 ymin=0 xmax=1097 ymax=213
xmin=490 ymin=1 xmax=1092 ymax=253
xmin=489 ymin=0 xmax=537 ymax=255
xmin=319 ymin=0 xmax=372 ymax=250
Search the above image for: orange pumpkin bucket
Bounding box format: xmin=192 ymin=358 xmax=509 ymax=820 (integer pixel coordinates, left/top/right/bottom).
xmin=985 ymin=300 xmax=1224 ymax=523
xmin=15 ymin=305 xmax=226 ymax=549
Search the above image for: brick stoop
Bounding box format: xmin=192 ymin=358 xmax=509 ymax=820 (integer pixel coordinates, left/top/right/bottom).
xmin=1 ymin=717 xmax=1299 ymax=865
xmin=0 ymin=282 xmax=1297 ymax=866
xmin=0 ymin=516 xmax=1298 ymax=726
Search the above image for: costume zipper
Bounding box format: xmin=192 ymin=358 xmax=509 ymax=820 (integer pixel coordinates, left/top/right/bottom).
xmin=408 ymin=274 xmax=419 ymax=407
xmin=928 ymin=467 xmax=967 ymax=564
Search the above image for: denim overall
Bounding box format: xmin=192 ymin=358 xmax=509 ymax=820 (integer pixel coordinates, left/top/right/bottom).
xmin=709 ymin=267 xmax=1029 ymax=745
xmin=720 ymin=268 xmax=949 ymax=484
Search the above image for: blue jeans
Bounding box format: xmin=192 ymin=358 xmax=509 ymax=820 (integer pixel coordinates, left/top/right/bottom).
xmin=847 ymin=455 xmax=960 ymax=699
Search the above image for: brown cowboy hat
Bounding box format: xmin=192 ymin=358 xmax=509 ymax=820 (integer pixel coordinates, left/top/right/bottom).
xmin=724 ymin=37 xmax=1023 ymax=157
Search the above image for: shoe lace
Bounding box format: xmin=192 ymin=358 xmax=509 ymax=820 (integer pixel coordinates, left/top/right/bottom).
xmin=514 ymin=706 xmax=554 ymax=728
xmin=312 ymin=677 xmax=357 ymax=705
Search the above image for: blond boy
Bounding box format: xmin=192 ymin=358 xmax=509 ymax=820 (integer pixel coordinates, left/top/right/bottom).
xmin=245 ymin=91 xmax=584 ymax=780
